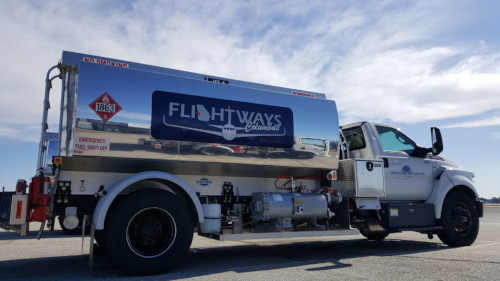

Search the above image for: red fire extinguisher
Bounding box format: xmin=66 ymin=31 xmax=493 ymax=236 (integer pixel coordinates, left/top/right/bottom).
xmin=27 ymin=175 xmax=51 ymax=222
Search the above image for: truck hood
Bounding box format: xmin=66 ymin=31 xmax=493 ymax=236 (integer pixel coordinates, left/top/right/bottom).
xmin=431 ymin=155 xmax=461 ymax=169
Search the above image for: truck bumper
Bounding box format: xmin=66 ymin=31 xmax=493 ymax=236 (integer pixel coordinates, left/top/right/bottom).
xmin=476 ymin=200 xmax=484 ymax=218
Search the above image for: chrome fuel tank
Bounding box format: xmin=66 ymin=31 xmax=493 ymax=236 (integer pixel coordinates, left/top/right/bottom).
xmin=57 ymin=51 xmax=340 ymax=176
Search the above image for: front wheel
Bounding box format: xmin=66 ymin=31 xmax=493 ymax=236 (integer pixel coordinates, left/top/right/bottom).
xmin=104 ymin=189 xmax=193 ymax=275
xmin=438 ymin=192 xmax=479 ymax=247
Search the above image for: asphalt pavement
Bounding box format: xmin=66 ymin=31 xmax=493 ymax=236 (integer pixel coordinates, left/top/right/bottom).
xmin=1 ymin=206 xmax=499 ymax=281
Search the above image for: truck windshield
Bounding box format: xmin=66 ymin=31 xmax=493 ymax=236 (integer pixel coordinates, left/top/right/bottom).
xmin=375 ymin=125 xmax=416 ymax=154
xmin=342 ymin=126 xmax=366 ymax=151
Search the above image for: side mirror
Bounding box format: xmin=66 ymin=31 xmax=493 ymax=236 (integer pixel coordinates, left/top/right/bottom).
xmin=431 ymin=127 xmax=443 ymax=155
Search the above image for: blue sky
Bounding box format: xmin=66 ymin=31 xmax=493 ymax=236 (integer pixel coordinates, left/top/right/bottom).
xmin=0 ymin=0 xmax=499 ymax=198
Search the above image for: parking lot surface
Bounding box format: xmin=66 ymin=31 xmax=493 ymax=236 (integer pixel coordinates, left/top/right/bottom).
xmin=1 ymin=206 xmax=499 ymax=280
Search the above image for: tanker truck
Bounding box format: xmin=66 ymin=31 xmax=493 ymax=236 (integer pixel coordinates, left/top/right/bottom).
xmin=0 ymin=51 xmax=482 ymax=275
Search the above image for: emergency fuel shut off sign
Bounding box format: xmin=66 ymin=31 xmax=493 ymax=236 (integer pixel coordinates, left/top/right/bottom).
xmin=89 ymin=92 xmax=122 ymax=122
xmin=74 ymin=137 xmax=110 ymax=154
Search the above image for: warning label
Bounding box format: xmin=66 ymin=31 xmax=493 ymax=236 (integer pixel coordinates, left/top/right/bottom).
xmin=89 ymin=92 xmax=122 ymax=122
xmin=74 ymin=137 xmax=110 ymax=154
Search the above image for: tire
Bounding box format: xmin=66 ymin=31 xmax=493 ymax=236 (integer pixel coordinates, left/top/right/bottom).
xmin=104 ymin=189 xmax=193 ymax=275
xmin=438 ymin=191 xmax=479 ymax=247
xmin=94 ymin=230 xmax=106 ymax=252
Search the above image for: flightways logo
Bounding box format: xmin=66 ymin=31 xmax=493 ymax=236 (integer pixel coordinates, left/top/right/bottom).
xmin=151 ymin=91 xmax=294 ymax=148
xmin=164 ymin=103 xmax=285 ymax=141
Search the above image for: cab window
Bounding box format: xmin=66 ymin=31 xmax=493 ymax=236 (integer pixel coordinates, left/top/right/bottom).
xmin=376 ymin=125 xmax=416 ymax=154
xmin=342 ymin=126 xmax=366 ymax=151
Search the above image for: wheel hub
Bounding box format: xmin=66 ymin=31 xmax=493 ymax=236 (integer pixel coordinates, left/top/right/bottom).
xmin=126 ymin=207 xmax=177 ymax=258
xmin=451 ymin=205 xmax=472 ymax=234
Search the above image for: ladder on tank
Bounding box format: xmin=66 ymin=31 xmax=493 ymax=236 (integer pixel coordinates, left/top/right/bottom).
xmin=33 ymin=65 xmax=62 ymax=237
xmin=37 ymin=65 xmax=61 ymax=172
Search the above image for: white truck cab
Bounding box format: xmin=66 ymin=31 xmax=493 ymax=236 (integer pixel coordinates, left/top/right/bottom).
xmin=340 ymin=122 xmax=481 ymax=245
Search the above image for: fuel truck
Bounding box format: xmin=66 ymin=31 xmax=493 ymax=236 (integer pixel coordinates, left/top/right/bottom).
xmin=0 ymin=51 xmax=483 ymax=275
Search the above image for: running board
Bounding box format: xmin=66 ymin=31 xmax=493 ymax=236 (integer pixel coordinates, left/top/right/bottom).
xmin=397 ymin=226 xmax=443 ymax=232
xmin=200 ymin=229 xmax=360 ymax=241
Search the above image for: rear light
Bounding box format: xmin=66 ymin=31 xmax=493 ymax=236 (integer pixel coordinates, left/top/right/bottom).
xmin=16 ymin=180 xmax=27 ymax=194
xmin=52 ymin=156 xmax=63 ymax=165
xmin=327 ymin=170 xmax=337 ymax=181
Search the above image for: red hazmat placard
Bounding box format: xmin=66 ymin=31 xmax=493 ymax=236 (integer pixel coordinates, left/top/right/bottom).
xmin=89 ymin=92 xmax=122 ymax=122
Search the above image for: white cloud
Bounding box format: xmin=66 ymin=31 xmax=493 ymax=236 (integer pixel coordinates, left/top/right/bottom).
xmin=442 ymin=116 xmax=500 ymax=129
xmin=331 ymin=49 xmax=500 ymax=124
xmin=0 ymin=123 xmax=40 ymax=142
xmin=1 ymin=0 xmax=500 ymax=143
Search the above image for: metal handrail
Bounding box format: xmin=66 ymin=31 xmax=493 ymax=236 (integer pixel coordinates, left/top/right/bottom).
xmin=36 ymin=65 xmax=61 ymax=172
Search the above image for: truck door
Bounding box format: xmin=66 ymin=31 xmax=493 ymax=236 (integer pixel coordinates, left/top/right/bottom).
xmin=374 ymin=125 xmax=434 ymax=201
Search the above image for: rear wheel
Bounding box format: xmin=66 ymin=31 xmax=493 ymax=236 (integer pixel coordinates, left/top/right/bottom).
xmin=104 ymin=189 xmax=193 ymax=275
xmin=94 ymin=230 xmax=106 ymax=252
xmin=438 ymin=191 xmax=479 ymax=247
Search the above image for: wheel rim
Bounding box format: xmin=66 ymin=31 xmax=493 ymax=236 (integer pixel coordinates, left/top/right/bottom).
xmin=126 ymin=207 xmax=177 ymax=258
xmin=450 ymin=204 xmax=472 ymax=234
